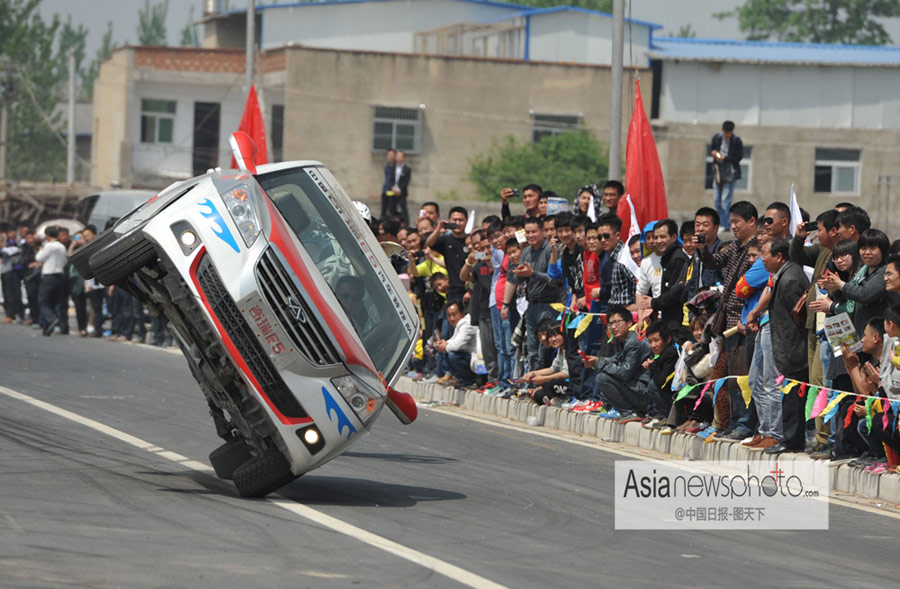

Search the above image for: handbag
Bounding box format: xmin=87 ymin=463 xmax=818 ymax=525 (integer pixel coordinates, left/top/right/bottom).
xmin=791 ymin=291 xmax=808 ymax=327
xmin=715 ymin=161 xmax=735 ymax=185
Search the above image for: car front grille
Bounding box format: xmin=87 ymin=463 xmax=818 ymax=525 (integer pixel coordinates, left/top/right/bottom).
xmin=196 ymin=255 xmax=308 ymax=419
xmin=255 ymin=247 xmax=342 ymax=366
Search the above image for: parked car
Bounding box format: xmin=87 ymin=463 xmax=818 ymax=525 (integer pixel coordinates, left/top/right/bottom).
xmin=77 ymin=189 xmax=156 ymax=231
xmin=72 ymin=133 xmax=419 ymax=497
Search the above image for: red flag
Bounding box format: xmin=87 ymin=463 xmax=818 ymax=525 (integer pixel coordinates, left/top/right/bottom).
xmin=230 ymin=85 xmax=268 ymax=169
xmin=618 ymin=79 xmax=667 ymax=238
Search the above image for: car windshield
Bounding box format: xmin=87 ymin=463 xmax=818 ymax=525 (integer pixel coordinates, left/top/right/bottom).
xmin=257 ymin=167 xmax=413 ymax=380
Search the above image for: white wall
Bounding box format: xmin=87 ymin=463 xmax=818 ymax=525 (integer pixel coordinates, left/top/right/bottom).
xmin=131 ymin=81 xmax=248 ymax=178
xmin=528 ymin=11 xmax=652 ymax=67
xmin=260 ymin=0 xmax=516 ymax=53
xmin=659 ymin=61 xmax=900 ymax=130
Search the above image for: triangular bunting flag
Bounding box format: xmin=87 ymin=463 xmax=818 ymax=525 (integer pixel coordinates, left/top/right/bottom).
xmin=713 ymin=378 xmax=727 ymax=404
xmin=693 ymin=381 xmax=713 ymax=411
xmin=736 ymin=375 xmax=752 ymax=408
xmin=574 ymin=314 xmax=593 ymax=338
xmin=775 ymin=374 xmax=785 ymax=386
xmin=798 ymin=382 xmax=809 ymax=398
xmin=675 ymin=383 xmax=699 ymax=402
xmin=550 ymin=303 xmax=567 ymax=313
xmin=805 ymin=386 xmax=819 ymax=421
xmin=865 ymin=396 xmax=876 ymax=434
xmin=823 ymin=392 xmax=849 ymax=423
xmin=810 ymin=388 xmax=829 ymax=419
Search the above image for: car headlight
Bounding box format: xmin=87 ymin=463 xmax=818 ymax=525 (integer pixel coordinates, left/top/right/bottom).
xmin=331 ymin=375 xmax=382 ymax=425
xmin=221 ymin=184 xmax=261 ymax=247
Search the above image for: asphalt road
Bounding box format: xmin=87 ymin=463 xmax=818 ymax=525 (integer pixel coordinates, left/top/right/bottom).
xmin=1 ymin=324 xmax=898 ymax=588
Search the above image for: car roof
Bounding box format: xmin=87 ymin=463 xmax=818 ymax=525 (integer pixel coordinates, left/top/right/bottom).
xmin=255 ymin=160 xmax=324 ymax=175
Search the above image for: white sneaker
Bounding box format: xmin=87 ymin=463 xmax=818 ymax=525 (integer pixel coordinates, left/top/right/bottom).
xmin=420 ymin=375 xmax=439 ymax=384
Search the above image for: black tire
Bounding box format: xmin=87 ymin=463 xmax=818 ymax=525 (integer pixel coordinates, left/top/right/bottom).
xmin=90 ymin=228 xmax=157 ymax=285
xmin=209 ymin=438 xmax=254 ymax=480
xmin=232 ymin=449 xmax=296 ymax=498
xmin=69 ymin=228 xmax=117 ymax=280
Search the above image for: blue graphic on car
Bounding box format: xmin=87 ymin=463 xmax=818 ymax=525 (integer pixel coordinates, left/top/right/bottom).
xmin=198 ymin=198 xmax=240 ymax=253
xmin=321 ymin=386 xmax=357 ymax=438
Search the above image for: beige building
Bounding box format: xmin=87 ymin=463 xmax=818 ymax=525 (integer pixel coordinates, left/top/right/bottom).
xmin=650 ymin=37 xmax=900 ymax=232
xmin=92 ymin=44 xmax=645 ymax=207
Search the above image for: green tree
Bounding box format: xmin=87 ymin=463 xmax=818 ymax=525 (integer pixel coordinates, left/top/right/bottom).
xmin=179 ymin=5 xmax=198 ymax=47
xmin=137 ymin=0 xmax=168 ymax=46
xmin=669 ymin=24 xmax=697 ymax=38
xmin=0 ymin=0 xmax=88 ymax=181
xmin=468 ymin=131 xmax=609 ymax=201
xmin=715 ymin=0 xmax=900 ymax=45
xmin=82 ymin=21 xmax=115 ymax=99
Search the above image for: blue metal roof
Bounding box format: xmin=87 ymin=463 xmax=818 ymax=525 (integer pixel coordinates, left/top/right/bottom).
xmin=246 ymin=0 xmax=534 ymax=13
xmin=481 ymin=5 xmax=662 ymax=30
xmin=232 ymin=0 xmax=662 ymax=30
xmin=650 ymin=36 xmax=900 ymax=66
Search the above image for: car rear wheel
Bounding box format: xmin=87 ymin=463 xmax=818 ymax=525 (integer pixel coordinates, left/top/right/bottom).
xmin=89 ymin=228 xmax=157 ymax=285
xmin=232 ymin=449 xmax=296 ymax=498
xmin=209 ymin=438 xmax=254 ymax=480
xmin=69 ymin=228 xmax=118 ymax=280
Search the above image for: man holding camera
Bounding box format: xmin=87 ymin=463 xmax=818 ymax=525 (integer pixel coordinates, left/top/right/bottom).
xmin=709 ymin=121 xmax=743 ymax=224
xmin=425 ymin=206 xmax=470 ymax=306
xmin=499 ymin=184 xmax=542 ymax=220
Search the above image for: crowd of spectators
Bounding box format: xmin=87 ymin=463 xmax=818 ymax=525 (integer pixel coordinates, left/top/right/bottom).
xmin=365 ymin=186 xmax=900 ymax=475
xmin=1 ymin=222 xmax=172 ymax=345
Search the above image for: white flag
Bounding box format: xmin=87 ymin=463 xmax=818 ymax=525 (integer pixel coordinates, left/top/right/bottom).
xmin=465 ymin=209 xmax=475 ymax=234
xmin=789 ymin=184 xmax=802 ymax=238
xmin=618 ymin=239 xmax=640 ymax=279
xmin=587 ymin=195 xmax=597 ymax=222
xmin=625 ymin=194 xmax=640 ymax=241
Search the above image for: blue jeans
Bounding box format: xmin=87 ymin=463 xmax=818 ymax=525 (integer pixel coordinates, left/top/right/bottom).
xmin=524 ymin=302 xmax=556 ymax=373
xmin=490 ymin=306 xmax=513 ymax=383
xmin=751 ymin=323 xmax=782 ymax=441
xmin=714 ymin=180 xmax=735 ymax=225
xmin=447 ymin=351 xmax=475 ymax=386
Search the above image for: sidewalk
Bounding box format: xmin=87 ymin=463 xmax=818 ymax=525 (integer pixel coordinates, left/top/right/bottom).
xmin=395 ymin=377 xmax=900 ymax=505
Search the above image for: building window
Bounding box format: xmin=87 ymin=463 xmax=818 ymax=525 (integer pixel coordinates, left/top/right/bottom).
xmin=704 ymin=144 xmax=752 ymax=192
xmin=271 ymin=104 xmax=284 ymax=162
xmin=531 ymin=113 xmax=582 ymax=143
xmin=141 ymin=99 xmax=176 ymax=144
xmin=814 ymin=148 xmax=860 ymax=195
xmin=372 ymin=106 xmax=421 ymax=154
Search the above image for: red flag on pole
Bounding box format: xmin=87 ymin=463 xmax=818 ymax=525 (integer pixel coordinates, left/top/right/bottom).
xmin=617 ymin=79 xmax=667 ymax=238
xmin=230 ymin=85 xmax=268 ymax=169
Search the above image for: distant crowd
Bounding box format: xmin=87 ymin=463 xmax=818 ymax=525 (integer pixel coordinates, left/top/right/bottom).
xmin=1 ymin=223 xmax=172 ymax=345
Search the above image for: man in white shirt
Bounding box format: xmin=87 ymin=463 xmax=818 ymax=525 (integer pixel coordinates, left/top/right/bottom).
xmin=30 ymin=226 xmax=69 ymax=336
xmin=636 ymin=222 xmax=663 ymax=304
xmin=434 ymin=300 xmax=478 ymax=387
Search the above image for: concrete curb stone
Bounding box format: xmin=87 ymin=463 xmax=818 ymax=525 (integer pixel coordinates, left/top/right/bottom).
xmin=401 ymin=377 xmax=900 ymax=505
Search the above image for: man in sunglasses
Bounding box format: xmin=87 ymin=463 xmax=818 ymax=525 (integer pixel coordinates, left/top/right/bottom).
xmin=763 ymin=202 xmax=791 ymax=241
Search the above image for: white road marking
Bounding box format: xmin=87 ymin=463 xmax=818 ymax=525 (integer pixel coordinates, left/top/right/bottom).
xmin=0 ymin=385 xmax=507 ymax=589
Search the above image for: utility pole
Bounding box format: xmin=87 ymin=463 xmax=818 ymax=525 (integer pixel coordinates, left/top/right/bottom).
xmin=67 ymin=49 xmax=76 ymax=186
xmin=608 ymin=0 xmax=625 ymax=180
xmin=245 ymin=0 xmax=255 ymax=93
xmin=0 ymin=56 xmax=12 ymax=183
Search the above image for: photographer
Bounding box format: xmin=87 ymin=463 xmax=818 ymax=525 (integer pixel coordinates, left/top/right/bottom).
xmin=424 ymin=206 xmax=469 ymax=306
